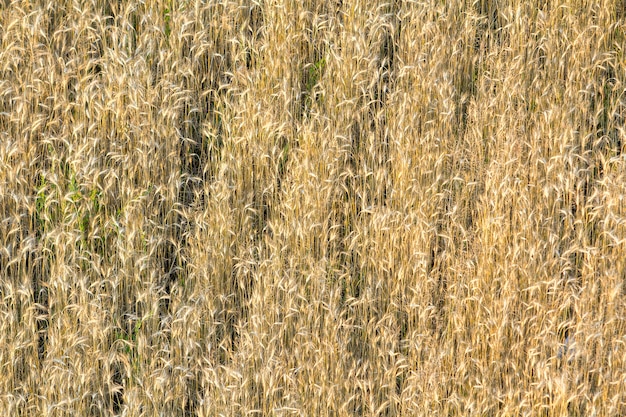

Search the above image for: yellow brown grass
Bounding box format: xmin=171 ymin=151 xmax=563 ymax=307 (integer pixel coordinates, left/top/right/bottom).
xmin=1 ymin=0 xmax=625 ymax=415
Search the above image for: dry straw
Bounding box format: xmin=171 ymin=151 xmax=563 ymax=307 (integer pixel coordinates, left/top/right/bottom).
xmin=0 ymin=0 xmax=625 ymax=415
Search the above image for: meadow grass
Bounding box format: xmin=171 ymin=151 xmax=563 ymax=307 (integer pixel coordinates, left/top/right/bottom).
xmin=1 ymin=0 xmax=625 ymax=415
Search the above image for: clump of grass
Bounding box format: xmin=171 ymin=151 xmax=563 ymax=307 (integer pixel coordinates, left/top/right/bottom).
xmin=1 ymin=0 xmax=625 ymax=416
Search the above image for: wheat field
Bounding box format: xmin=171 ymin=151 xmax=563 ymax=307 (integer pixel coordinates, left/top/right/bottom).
xmin=1 ymin=0 xmax=625 ymax=415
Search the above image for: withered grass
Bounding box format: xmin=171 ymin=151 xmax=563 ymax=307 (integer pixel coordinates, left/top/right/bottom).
xmin=1 ymin=0 xmax=625 ymax=415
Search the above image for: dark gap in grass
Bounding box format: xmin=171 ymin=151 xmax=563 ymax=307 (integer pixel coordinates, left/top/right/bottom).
xmin=109 ymin=360 xmax=125 ymax=414
xmin=191 ymin=27 xmax=233 ymax=194
xmin=617 ymin=0 xmax=626 ymax=20
xmin=349 ymin=119 xmax=364 ymax=212
xmin=597 ymin=63 xmax=623 ymax=158
xmin=183 ymin=371 xmax=202 ymax=417
xmin=368 ymin=6 xmax=401 ymax=210
xmin=213 ymin=267 xmax=247 ymax=366
xmin=275 ymin=135 xmax=289 ymax=195
xmin=569 ymin=64 xmax=622 ymax=258
xmin=198 ymin=59 xmax=227 ymax=193
xmin=66 ymin=74 xmax=78 ymax=105
xmin=158 ymin=238 xmax=179 ymax=316
xmin=395 ymin=294 xmax=409 ymax=400
xmin=213 ymin=302 xmax=233 ymax=366
xmin=348 ymin=385 xmax=365 ymax=416
xmin=87 ymin=20 xmax=105 ymax=77
xmin=179 ymin=98 xmax=205 ymax=207
xmin=350 ymin=119 xmax=362 ymax=171
xmin=459 ymin=2 xmax=498 ymax=145
xmin=456 ymin=41 xmax=481 ymax=141
xmin=30 ymin=154 xmax=52 ymax=370
xmin=204 ymin=112 xmax=224 ymax=194
xmin=161 ymin=86 xmax=208 ymax=320
xmin=245 ymin=2 xmax=265 ymax=43
xmin=119 ymin=299 xmax=139 ymax=355
xmin=568 ymin=397 xmax=588 ymax=417
xmin=46 ymin=2 xmax=67 ymax=40
xmin=250 ymin=159 xmax=267 ymax=244
xmin=371 ymin=27 xmax=396 ymax=113
xmin=101 ymin=0 xmax=119 ymax=23
xmin=428 ymin=191 xmax=451 ymax=337
xmin=129 ymin=7 xmax=140 ymax=54
xmin=325 ymin=174 xmax=357 ymax=309
xmin=349 ymin=249 xmax=362 ymax=299
xmin=30 ymin=250 xmax=50 ymax=366
xmin=250 ymin=375 xmax=265 ymax=414
xmin=397 ymin=302 xmax=409 ymax=347
xmin=474 ymin=0 xmax=503 ymax=43
xmin=298 ymin=2 xmax=333 ymax=120
xmin=395 ymin=368 xmax=405 ymax=400
xmin=299 ymin=48 xmax=326 ymax=120
xmin=336 ymin=166 xmax=361 ymax=300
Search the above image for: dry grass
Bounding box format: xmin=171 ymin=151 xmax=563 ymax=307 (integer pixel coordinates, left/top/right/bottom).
xmin=1 ymin=0 xmax=626 ymax=415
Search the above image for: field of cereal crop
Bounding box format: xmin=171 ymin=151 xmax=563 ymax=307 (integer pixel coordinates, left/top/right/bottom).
xmin=1 ymin=1 xmax=625 ymax=415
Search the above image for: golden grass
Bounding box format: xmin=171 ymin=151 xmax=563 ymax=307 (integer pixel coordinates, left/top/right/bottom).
xmin=1 ymin=0 xmax=625 ymax=415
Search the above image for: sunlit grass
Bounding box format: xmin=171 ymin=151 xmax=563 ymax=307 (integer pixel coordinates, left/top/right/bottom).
xmin=1 ymin=0 xmax=625 ymax=416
